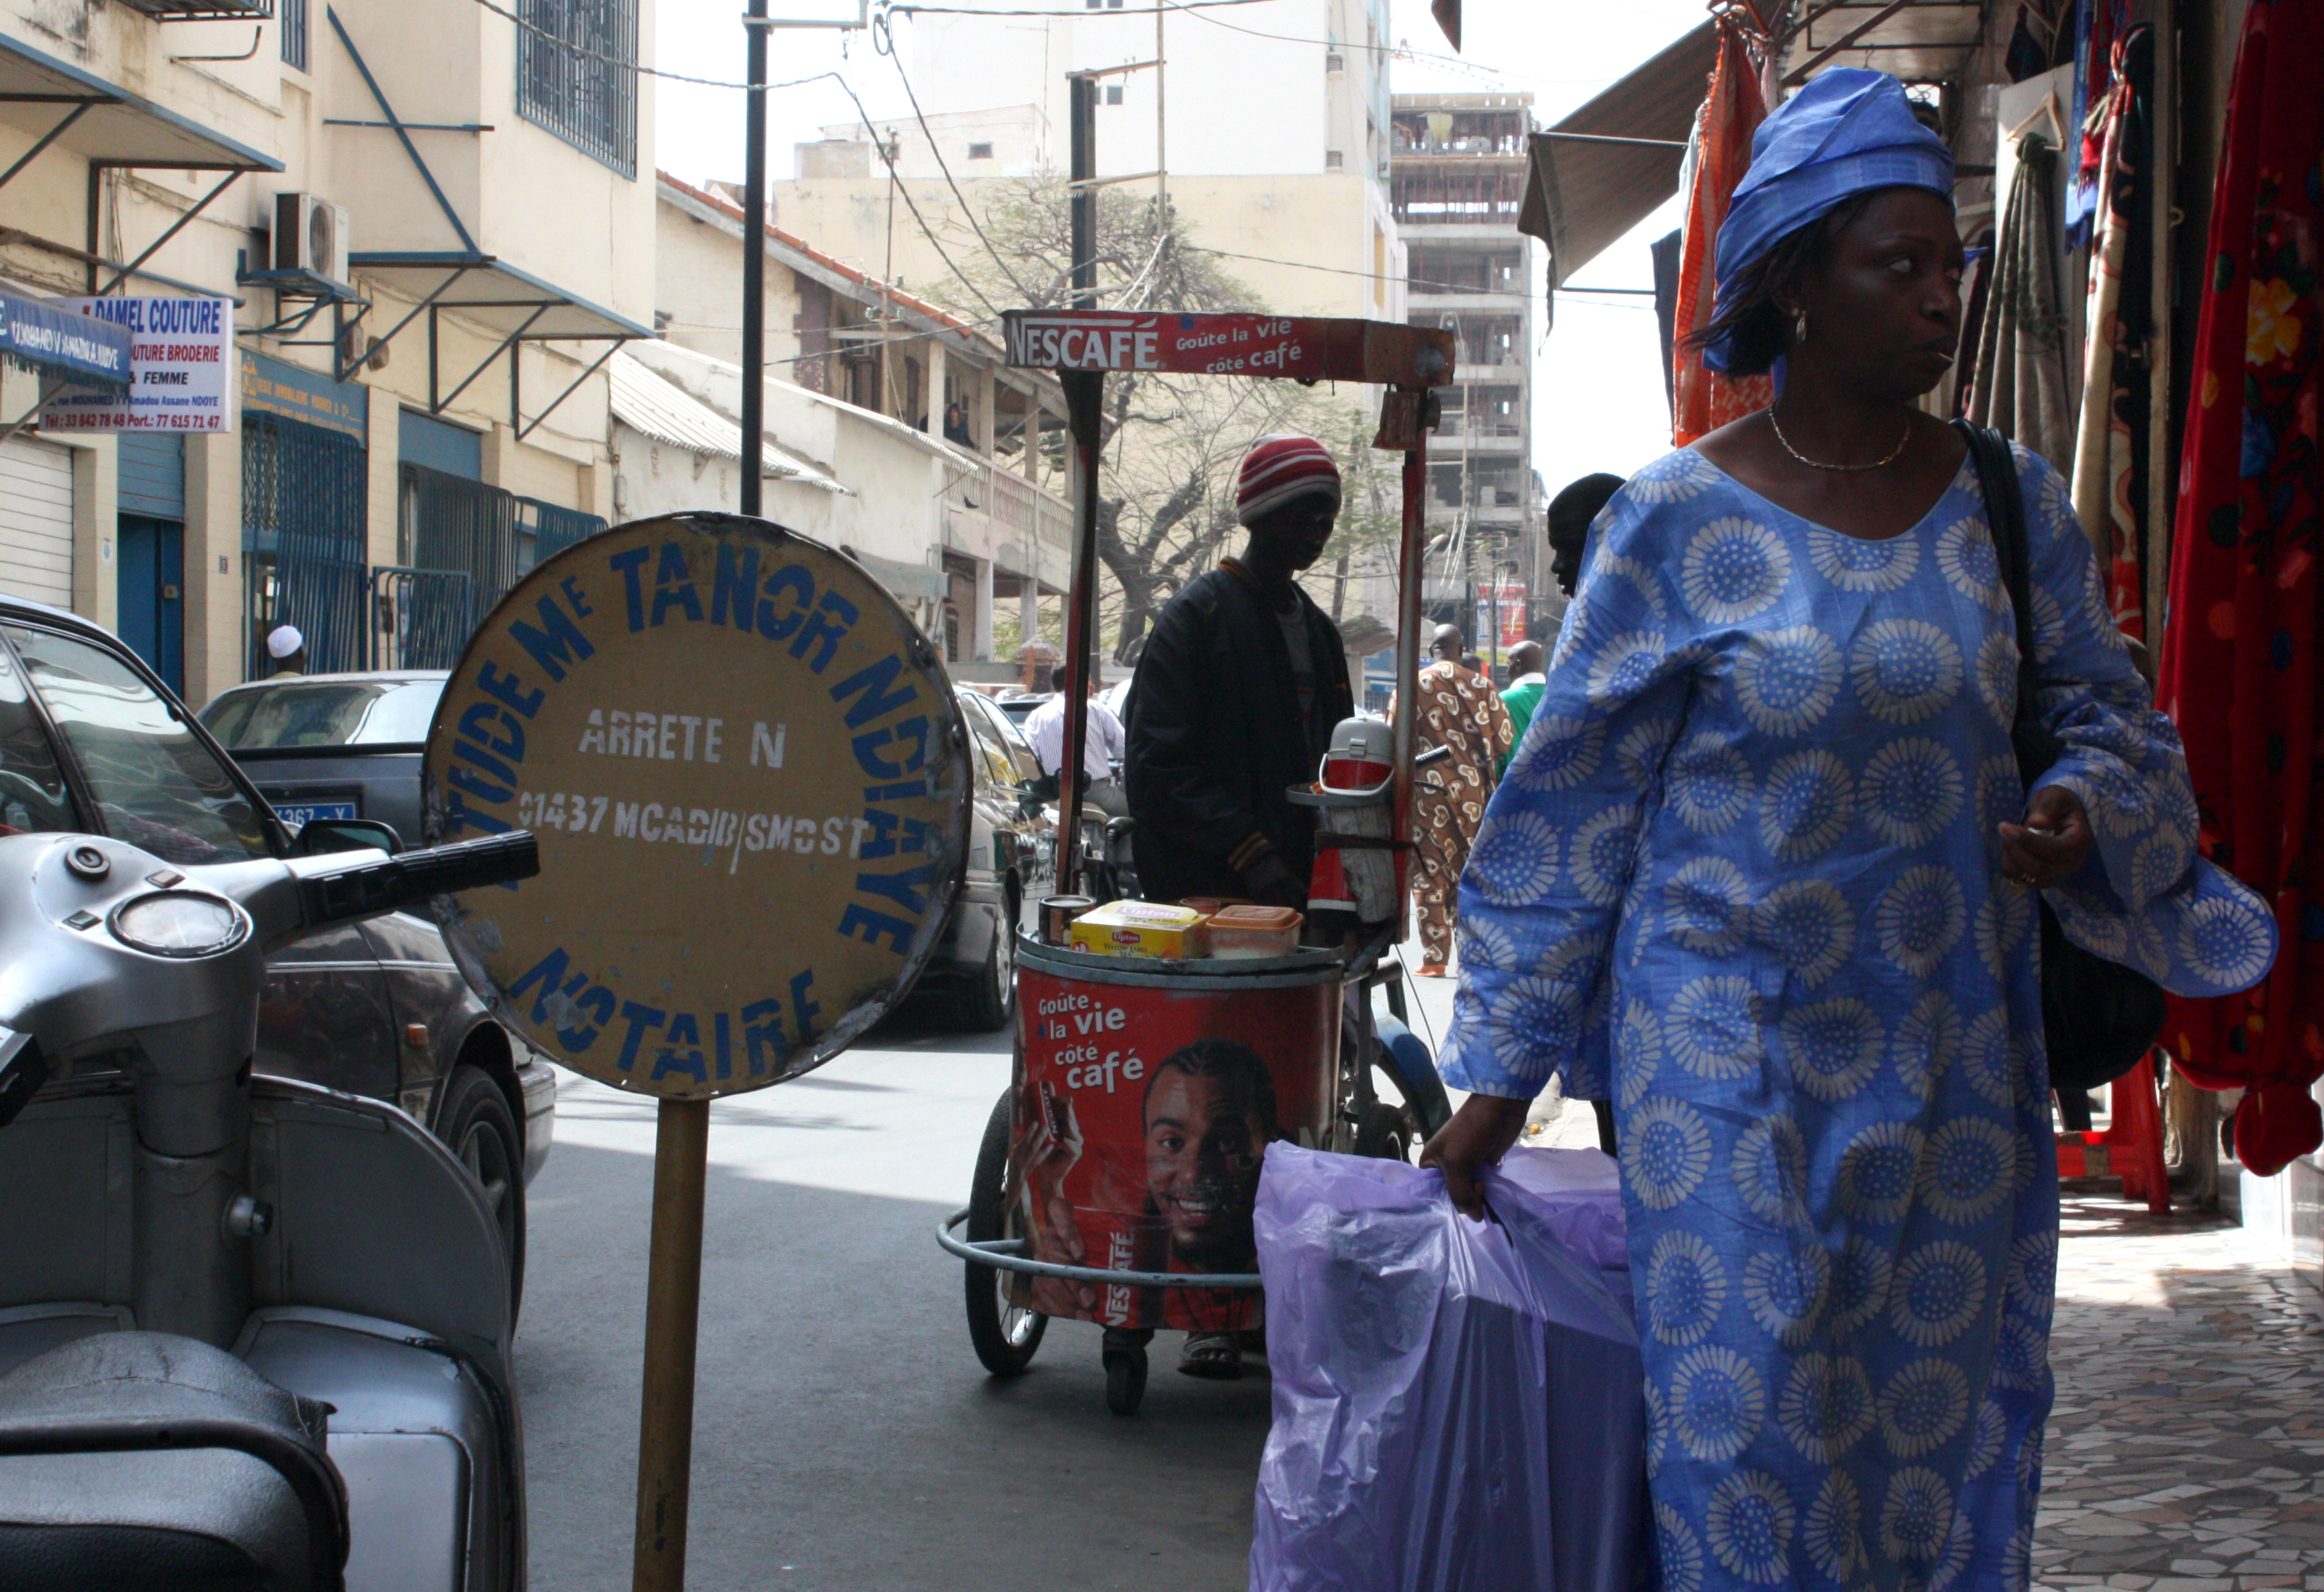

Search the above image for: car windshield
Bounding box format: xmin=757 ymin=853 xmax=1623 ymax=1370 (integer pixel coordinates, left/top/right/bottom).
xmin=7 ymin=626 xmax=269 ymax=865
xmin=203 ymin=679 xmax=443 ymax=749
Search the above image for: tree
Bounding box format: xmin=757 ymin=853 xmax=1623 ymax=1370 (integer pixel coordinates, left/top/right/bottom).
xmin=929 ymin=178 xmax=1398 ymax=660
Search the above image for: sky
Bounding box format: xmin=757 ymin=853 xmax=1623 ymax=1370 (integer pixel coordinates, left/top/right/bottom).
xmin=648 ymin=0 xmax=1710 ymax=497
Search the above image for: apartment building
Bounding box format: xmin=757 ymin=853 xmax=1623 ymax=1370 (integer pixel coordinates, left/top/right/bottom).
xmin=1389 ymin=92 xmax=1543 ymax=657
xmin=0 ymin=0 xmax=654 ymax=702
xmin=771 ymin=0 xmax=1405 ymax=325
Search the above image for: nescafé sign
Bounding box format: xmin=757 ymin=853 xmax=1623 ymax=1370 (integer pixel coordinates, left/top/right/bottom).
xmin=423 ymin=514 xmax=972 ymax=1099
xmin=1003 ymin=309 xmax=1454 ymax=387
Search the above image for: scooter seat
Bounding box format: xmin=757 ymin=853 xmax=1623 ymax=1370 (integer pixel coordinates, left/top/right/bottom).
xmin=0 ymin=1331 xmax=348 ymax=1591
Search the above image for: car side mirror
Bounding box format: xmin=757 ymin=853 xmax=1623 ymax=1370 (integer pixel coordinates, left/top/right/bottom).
xmin=292 ymin=817 xmax=403 ymax=857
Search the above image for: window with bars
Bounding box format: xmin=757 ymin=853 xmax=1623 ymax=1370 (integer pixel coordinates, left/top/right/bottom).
xmin=516 ymin=0 xmax=639 ymax=178
xmin=280 ymin=0 xmax=309 ymax=71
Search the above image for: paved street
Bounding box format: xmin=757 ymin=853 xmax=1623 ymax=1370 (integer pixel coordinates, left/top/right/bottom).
xmin=517 ymin=1000 xmax=1272 ymax=1592
xmin=516 ymin=967 xmax=2324 ymax=1592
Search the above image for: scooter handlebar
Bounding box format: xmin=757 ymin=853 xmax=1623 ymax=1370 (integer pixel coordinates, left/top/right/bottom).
xmin=295 ymin=831 xmax=540 ymax=932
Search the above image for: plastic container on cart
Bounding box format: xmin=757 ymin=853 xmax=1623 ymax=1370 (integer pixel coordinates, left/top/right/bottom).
xmin=1207 ymin=904 xmax=1303 ymax=959
xmin=1066 ymin=900 xmax=1212 ymax=959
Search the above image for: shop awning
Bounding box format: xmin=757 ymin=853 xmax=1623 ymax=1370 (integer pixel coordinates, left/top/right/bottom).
xmin=841 ymin=547 xmax=947 ymax=603
xmin=1518 ymin=21 xmax=1718 ymax=290
xmin=0 ymin=29 xmax=281 ymax=171
xmin=609 ymin=351 xmax=844 ymax=491
xmin=349 ymin=253 xmax=655 ymax=343
xmin=0 ymin=289 xmax=131 ymax=389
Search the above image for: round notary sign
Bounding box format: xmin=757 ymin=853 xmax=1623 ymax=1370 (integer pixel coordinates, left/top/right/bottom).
xmin=421 ymin=514 xmax=971 ymax=1099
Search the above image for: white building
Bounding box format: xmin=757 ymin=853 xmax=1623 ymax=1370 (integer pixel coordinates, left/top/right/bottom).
xmin=651 ymin=173 xmax=1072 ymax=671
xmin=0 ymin=0 xmax=655 ymax=703
xmin=771 ymin=0 xmax=1406 ymax=324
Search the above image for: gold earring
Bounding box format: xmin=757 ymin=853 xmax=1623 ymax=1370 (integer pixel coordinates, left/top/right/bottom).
xmin=1793 ymin=307 xmax=1809 ymax=345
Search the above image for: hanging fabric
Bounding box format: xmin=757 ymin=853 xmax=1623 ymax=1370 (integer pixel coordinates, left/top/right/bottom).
xmin=1668 ymin=13 xmax=1771 ymax=446
xmin=1947 ymin=228 xmax=1995 ymax=419
xmin=2156 ymin=0 xmax=2324 ymax=1177
xmin=2067 ymin=24 xmax=2155 ymax=639
xmin=1967 ymin=133 xmax=2075 ymax=471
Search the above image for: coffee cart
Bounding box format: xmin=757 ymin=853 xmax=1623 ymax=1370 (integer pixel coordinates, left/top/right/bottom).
xmin=935 ymin=310 xmax=1457 ymax=1413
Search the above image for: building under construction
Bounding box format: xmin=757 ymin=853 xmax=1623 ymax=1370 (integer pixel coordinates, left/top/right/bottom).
xmin=1390 ymin=93 xmax=1543 ymax=669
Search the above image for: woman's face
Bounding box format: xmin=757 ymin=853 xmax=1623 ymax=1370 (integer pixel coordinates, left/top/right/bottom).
xmin=1790 ymin=187 xmax=1966 ymax=399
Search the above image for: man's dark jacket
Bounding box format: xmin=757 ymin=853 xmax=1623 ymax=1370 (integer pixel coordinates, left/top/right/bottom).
xmin=1123 ymin=565 xmax=1353 ymax=903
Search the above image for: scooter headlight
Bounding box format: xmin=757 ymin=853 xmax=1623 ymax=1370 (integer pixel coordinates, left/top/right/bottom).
xmin=110 ymin=891 xmax=248 ymax=959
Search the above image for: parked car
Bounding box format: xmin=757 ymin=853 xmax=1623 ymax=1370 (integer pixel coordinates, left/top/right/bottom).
xmin=0 ymin=605 xmax=549 ymax=1296
xmin=197 ymin=670 xmax=445 ymax=845
xmin=993 ymin=690 xmax=1049 ymax=729
xmin=913 ymin=687 xmax=1051 ymax=1030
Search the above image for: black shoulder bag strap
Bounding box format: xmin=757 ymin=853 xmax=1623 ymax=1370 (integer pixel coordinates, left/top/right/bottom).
xmin=1950 ymin=420 xmax=2056 ymax=776
xmin=1949 ymin=418 xmax=2164 ymax=1093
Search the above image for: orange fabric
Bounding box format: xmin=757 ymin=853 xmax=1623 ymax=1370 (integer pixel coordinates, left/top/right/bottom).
xmin=1671 ymin=18 xmax=1775 ymax=446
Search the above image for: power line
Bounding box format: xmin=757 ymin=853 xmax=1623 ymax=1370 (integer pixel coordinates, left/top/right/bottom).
xmin=821 ymin=72 xmax=1012 ymax=319
xmin=869 ymin=7 xmax=1042 ymax=303
xmin=1187 ymin=243 xmax=1655 ymax=305
xmin=891 ymin=0 xmax=1275 ymax=14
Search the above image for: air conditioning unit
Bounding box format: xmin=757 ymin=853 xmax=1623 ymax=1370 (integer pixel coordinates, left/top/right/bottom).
xmin=273 ymin=193 xmax=350 ymax=285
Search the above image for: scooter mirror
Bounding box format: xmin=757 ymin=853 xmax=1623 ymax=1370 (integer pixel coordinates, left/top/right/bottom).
xmin=292 ymin=818 xmax=402 ymax=858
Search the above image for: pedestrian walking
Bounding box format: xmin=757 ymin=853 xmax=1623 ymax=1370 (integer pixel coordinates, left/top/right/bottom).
xmin=1421 ymin=69 xmax=2273 ymax=1591
xmin=1546 ymin=472 xmax=1627 ymax=608
xmin=1497 ymin=639 xmax=1545 ymax=779
xmin=1389 ymin=625 xmax=1511 ymax=976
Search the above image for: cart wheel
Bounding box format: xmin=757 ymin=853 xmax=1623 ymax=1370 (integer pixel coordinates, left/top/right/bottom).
xmin=965 ymin=1089 xmax=1047 ymax=1376
xmin=1353 ymin=1099 xmax=1417 ymax=1163
xmin=1104 ymin=1343 xmax=1148 ymax=1416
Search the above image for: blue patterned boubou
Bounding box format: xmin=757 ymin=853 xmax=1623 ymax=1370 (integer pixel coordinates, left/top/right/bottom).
xmin=1439 ymin=442 xmax=2274 ymax=1592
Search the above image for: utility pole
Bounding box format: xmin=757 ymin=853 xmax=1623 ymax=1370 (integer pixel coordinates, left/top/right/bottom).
xmin=739 ymin=0 xmax=769 ymax=518
xmin=1057 ymin=71 xmax=1101 ymax=894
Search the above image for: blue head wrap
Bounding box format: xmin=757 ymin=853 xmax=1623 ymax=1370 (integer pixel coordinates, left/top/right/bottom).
xmin=1701 ymin=69 xmax=1955 ymax=373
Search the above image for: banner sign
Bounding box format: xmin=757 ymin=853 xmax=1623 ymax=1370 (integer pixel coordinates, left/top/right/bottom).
xmin=239 ymin=347 xmax=368 ymax=441
xmin=423 ymin=515 xmax=973 ymax=1100
xmin=1474 ymin=580 xmax=1529 ymax=653
xmin=41 ymin=297 xmax=233 ymax=433
xmin=0 ymin=290 xmax=130 ymax=391
xmin=1003 ymin=309 xmax=1454 ymax=387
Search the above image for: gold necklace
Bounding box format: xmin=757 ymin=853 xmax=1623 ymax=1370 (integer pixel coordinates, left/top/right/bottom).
xmin=1766 ymin=407 xmax=1912 ymax=472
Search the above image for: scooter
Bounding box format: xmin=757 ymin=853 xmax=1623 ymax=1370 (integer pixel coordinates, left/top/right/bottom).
xmin=0 ymin=823 xmax=537 ymax=1592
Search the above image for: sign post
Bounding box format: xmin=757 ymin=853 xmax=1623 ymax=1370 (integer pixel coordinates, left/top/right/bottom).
xmin=424 ymin=514 xmax=971 ymax=1591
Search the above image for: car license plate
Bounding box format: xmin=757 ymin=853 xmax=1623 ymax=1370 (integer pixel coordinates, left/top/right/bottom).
xmin=274 ymin=801 xmax=358 ymax=828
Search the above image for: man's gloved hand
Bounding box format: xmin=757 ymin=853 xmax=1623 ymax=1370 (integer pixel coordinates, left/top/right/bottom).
xmin=1239 ymin=850 xmax=1308 ymax=910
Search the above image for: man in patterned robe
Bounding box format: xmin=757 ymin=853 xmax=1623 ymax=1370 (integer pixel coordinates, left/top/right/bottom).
xmin=1391 ymin=624 xmax=1511 ymax=973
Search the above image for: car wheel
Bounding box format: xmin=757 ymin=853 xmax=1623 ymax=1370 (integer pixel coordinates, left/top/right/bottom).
xmin=439 ymin=1065 xmax=527 ymax=1319
xmin=959 ymin=897 xmax=1017 ymax=1033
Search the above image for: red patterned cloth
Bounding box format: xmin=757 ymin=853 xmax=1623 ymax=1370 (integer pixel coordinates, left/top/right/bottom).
xmin=2156 ymin=0 xmax=2324 ymax=1176
xmin=1670 ymin=16 xmax=1774 ymax=446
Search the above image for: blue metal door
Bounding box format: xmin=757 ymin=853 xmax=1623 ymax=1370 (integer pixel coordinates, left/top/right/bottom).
xmin=116 ymin=514 xmax=185 ymax=694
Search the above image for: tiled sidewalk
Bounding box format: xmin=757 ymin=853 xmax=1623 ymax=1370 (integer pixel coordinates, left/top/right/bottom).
xmin=2039 ymin=1187 xmax=2324 ymax=1591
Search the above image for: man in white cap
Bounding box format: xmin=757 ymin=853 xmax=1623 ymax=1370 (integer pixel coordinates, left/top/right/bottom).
xmin=265 ymin=624 xmax=306 ymax=677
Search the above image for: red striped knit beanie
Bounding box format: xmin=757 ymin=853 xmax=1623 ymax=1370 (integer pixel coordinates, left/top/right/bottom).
xmin=1235 ymin=433 xmax=1341 ymax=527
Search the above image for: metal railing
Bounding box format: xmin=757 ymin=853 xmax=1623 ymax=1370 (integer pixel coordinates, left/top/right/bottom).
xmin=515 ymin=0 xmax=639 ymax=177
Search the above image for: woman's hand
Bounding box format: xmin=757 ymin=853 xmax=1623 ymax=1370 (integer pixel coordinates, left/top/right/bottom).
xmin=1999 ymin=784 xmax=2093 ymax=889
xmin=1419 ymin=1093 xmax=1533 ymax=1219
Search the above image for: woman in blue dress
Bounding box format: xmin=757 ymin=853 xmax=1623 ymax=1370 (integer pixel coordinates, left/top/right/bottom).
xmin=1421 ymin=71 xmax=2275 ymax=1592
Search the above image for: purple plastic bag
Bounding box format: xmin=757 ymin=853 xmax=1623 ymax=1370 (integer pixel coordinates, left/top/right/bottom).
xmin=1249 ymin=1143 xmax=1649 ymax=1592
